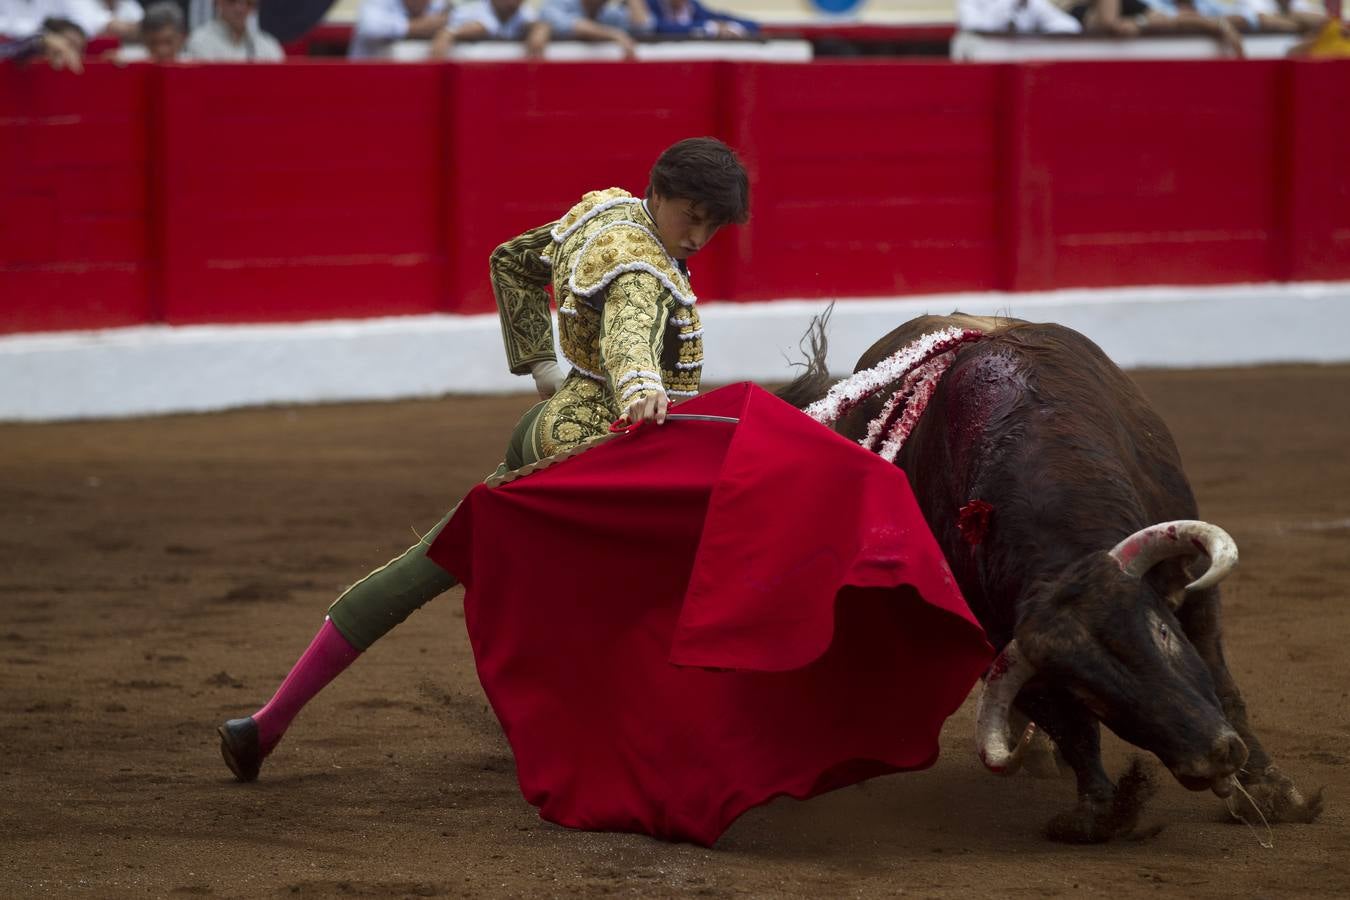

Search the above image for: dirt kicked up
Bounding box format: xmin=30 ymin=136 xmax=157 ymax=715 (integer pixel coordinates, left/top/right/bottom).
xmin=2 ymin=366 xmax=1349 ymax=898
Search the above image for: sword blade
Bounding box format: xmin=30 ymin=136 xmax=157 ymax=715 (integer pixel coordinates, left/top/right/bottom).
xmin=665 ymin=414 xmax=741 ymax=424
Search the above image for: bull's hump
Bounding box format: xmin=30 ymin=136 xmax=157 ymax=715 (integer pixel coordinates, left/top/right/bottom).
xmin=858 ymin=313 xmax=1024 ymax=372
xmin=941 ymin=346 xmax=1028 ymax=479
xmin=943 ymin=313 xmax=1024 ymax=336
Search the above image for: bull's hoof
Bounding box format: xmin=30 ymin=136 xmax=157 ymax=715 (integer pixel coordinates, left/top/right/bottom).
xmin=1232 ymin=765 xmax=1325 ymax=825
xmin=1045 ymin=804 xmax=1114 ymax=843
xmin=1045 ymin=759 xmax=1158 ymax=843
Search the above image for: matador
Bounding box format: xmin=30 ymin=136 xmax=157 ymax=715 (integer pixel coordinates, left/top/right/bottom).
xmin=217 ymin=137 xmax=751 ymax=782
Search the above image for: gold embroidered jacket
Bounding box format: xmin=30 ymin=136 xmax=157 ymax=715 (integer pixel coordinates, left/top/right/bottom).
xmin=490 ymin=188 xmax=704 ymax=457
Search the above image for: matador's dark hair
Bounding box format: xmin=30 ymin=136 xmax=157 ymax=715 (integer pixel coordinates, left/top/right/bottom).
xmin=647 ymin=137 xmax=750 ymax=227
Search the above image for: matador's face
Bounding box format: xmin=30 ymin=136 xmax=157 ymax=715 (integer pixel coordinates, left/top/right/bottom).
xmin=647 ymin=193 xmax=723 ymax=261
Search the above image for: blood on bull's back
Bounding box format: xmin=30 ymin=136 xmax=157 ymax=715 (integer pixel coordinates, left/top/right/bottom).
xmin=888 ymin=322 xmax=1201 ymax=640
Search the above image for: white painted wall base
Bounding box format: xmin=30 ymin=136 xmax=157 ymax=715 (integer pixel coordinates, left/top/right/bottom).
xmin=2 ymin=282 xmax=1347 ymax=422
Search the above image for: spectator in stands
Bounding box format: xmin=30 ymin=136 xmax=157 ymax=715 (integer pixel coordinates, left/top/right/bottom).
xmin=1 ymin=0 xmax=112 ymax=41
xmin=1 ymin=14 xmax=86 ymax=70
xmin=1062 ymin=0 xmax=1147 ymax=34
xmin=1061 ymin=0 xmax=1252 ymax=51
xmin=185 ymin=0 xmax=284 ymax=60
xmin=959 ymin=0 xmax=1083 ymax=33
xmin=97 ymin=0 xmax=143 ymax=40
xmin=644 ymin=0 xmax=757 ymax=37
xmin=1237 ymin=0 xmax=1328 ymax=32
xmin=141 ymin=1 xmax=186 ymax=61
xmin=39 ymin=14 xmax=88 ymax=51
xmin=541 ymin=0 xmax=650 ymax=58
xmin=429 ymin=0 xmax=550 ymax=58
xmin=1134 ymin=0 xmax=1247 ymax=56
xmin=349 ymin=0 xmax=451 ymax=60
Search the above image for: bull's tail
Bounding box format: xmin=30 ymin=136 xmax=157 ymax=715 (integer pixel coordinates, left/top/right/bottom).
xmin=776 ymin=304 xmax=835 ymax=411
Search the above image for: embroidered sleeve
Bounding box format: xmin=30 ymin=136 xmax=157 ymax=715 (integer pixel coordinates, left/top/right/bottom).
xmin=490 ymin=222 xmax=559 ymax=375
xmin=599 ymin=272 xmax=673 ymax=404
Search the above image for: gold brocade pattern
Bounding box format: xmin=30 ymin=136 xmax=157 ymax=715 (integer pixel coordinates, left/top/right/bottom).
xmin=570 ymin=223 xmax=693 ymax=305
xmin=600 ymin=272 xmax=670 ymax=400
xmin=549 ymin=188 xmax=636 ymax=246
xmin=492 ymin=188 xmax=705 ymax=453
xmin=536 ymin=375 xmax=614 ymax=458
xmin=665 ymin=305 xmax=702 ymax=397
xmin=490 ymin=223 xmax=559 ymax=374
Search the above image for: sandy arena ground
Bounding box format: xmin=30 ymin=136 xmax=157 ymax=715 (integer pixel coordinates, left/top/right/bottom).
xmin=2 ymin=365 xmax=1349 ymax=898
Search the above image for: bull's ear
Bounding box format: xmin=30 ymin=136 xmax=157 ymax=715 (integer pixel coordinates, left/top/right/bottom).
xmin=1014 ymin=604 xmax=1089 ymax=668
xmin=1145 ymin=563 xmax=1190 ymax=611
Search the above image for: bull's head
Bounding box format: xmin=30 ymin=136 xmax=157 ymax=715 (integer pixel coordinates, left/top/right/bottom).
xmin=976 ymin=520 xmax=1245 ymax=795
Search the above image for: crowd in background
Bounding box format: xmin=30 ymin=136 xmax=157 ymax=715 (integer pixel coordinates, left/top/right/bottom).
xmin=3 ymin=0 xmax=1346 ymax=69
xmin=1 ymin=0 xmax=278 ymax=65
xmin=959 ymin=0 xmax=1337 ymax=57
xmin=0 ymin=0 xmax=761 ymax=67
xmin=349 ymin=0 xmax=757 ymax=60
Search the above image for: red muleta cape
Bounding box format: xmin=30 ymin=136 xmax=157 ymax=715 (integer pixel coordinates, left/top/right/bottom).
xmin=428 ymin=382 xmax=992 ymax=846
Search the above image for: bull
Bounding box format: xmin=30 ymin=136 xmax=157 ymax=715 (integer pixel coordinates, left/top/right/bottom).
xmin=780 ymin=312 xmax=1322 ymax=842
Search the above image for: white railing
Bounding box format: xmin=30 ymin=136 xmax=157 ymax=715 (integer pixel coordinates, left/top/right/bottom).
xmin=951 ymin=31 xmax=1303 ymax=61
xmin=386 ymin=38 xmax=813 ymax=62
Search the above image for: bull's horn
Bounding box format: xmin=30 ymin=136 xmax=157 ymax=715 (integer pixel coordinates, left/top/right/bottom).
xmin=1109 ymin=520 xmax=1239 ymax=593
xmin=975 ymin=640 xmax=1038 ymax=775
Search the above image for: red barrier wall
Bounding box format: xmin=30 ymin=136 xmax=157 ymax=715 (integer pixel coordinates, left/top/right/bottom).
xmin=728 ymin=62 xmax=1004 ymax=300
xmin=1 ymin=64 xmax=153 ymax=333
xmin=2 ymin=59 xmax=1348 ymax=336
xmin=157 ymin=64 xmax=445 ymax=324
xmin=1008 ymin=61 xmax=1286 ymax=291
xmin=1288 ymin=61 xmax=1350 ymax=282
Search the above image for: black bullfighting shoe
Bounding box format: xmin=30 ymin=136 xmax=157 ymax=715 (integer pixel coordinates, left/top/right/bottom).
xmin=218 ymin=717 xmax=263 ymax=782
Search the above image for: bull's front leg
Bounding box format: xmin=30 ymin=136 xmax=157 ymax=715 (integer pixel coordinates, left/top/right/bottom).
xmin=1016 ymin=688 xmax=1157 ymax=843
xmin=1179 ymin=590 xmax=1323 ymax=824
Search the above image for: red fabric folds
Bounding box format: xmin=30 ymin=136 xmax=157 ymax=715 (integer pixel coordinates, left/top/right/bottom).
xmin=428 ymin=382 xmax=992 ymax=846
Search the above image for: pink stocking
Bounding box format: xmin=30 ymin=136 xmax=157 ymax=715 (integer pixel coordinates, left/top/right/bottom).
xmin=250 ymin=618 xmax=361 ymax=755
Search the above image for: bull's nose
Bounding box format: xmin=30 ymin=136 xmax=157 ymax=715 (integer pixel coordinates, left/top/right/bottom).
xmin=1210 ymin=731 xmax=1248 ymax=775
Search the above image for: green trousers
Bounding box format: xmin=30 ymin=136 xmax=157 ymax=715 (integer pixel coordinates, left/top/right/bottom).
xmin=326 ymin=401 xmax=546 ymax=650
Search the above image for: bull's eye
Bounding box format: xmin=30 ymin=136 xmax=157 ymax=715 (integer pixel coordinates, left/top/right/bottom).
xmin=1159 ymin=623 xmax=1169 ymax=641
